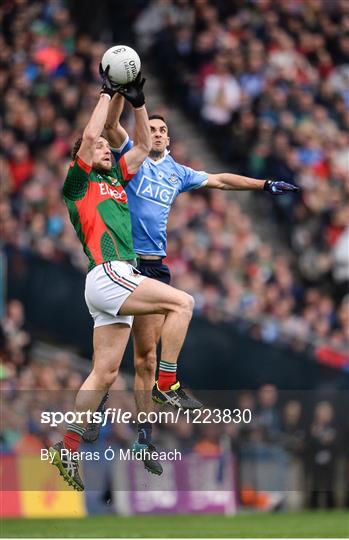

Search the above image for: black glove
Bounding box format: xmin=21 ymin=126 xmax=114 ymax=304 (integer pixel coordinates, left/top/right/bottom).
xmin=264 ymin=180 xmax=300 ymax=195
xmin=117 ymin=72 xmax=145 ymax=108
xmin=99 ymin=63 xmax=119 ymax=98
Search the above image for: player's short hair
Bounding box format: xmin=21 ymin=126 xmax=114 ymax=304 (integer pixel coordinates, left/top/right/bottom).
xmin=148 ymin=114 xmax=167 ymax=125
xmin=71 ymin=135 xmax=109 ymax=160
xmin=71 ymin=137 xmax=83 ymax=160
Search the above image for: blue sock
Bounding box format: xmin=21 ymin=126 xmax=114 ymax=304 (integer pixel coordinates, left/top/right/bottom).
xmin=137 ymin=422 xmax=152 ymax=445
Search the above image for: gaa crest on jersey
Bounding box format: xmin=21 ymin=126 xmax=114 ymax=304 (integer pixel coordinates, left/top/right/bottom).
xmin=168 ymin=173 xmax=179 ymax=184
xmin=108 ymin=176 xmax=119 ymax=186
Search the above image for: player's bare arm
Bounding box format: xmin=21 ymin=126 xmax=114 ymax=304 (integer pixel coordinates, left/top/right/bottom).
xmin=206 ymin=173 xmax=299 ymax=194
xmin=77 ymin=67 xmax=116 ymax=167
xmin=123 ymin=105 xmax=151 ymax=174
xmin=76 ymin=94 xmax=112 ymax=166
xmin=104 ymin=93 xmax=128 ymax=149
xmin=206 ymin=173 xmax=300 ymax=194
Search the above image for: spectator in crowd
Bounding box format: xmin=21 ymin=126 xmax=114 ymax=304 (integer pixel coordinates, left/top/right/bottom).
xmin=307 ymin=401 xmax=339 ymax=509
xmin=1 ymin=300 xmax=31 ymax=373
xmin=281 ymin=400 xmax=306 ymax=509
xmin=193 ymin=424 xmax=221 ymax=457
xmin=255 ymin=384 xmax=281 ymax=443
xmin=281 ymin=400 xmax=305 ymax=458
xmin=201 ymin=52 xmax=241 ymax=143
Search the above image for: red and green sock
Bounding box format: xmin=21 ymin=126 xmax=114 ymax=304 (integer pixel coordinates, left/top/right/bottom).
xmin=63 ymin=423 xmax=85 ymax=452
xmin=158 ymin=360 xmax=177 ymax=391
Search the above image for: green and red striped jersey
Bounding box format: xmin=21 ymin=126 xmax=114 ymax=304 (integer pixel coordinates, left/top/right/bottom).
xmin=63 ymin=155 xmax=136 ymax=272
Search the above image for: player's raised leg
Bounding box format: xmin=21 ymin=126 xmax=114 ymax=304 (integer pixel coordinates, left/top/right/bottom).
xmin=120 ymin=277 xmax=203 ymax=410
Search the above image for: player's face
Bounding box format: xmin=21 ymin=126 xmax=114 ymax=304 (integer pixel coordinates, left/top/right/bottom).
xmin=93 ymin=137 xmax=112 ymax=171
xmin=149 ymin=119 xmax=170 ymax=154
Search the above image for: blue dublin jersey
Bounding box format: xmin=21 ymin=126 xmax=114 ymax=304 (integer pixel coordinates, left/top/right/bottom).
xmin=111 ymin=137 xmax=208 ymax=256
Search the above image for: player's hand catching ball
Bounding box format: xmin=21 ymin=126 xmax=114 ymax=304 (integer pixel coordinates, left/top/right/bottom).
xmin=264 ymin=180 xmax=300 ymax=195
xmin=99 ymin=63 xmax=119 ymax=98
xmin=117 ymin=72 xmax=146 ymax=108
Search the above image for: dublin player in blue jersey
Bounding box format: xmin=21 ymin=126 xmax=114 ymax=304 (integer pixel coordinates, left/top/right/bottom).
xmin=84 ymin=92 xmax=299 ymax=475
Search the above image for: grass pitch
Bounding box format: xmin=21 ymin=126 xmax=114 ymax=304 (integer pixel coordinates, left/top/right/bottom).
xmin=2 ymin=511 xmax=348 ymax=538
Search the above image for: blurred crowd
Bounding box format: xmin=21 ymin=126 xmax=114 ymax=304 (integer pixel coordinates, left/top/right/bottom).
xmin=0 ymin=0 xmax=348 ymax=380
xmin=144 ymin=0 xmax=349 ymax=290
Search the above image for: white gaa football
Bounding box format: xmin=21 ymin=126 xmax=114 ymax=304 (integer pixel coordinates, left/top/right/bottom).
xmin=101 ymin=45 xmax=141 ymax=85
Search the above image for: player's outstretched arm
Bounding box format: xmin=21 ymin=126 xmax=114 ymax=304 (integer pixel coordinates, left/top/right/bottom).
xmin=77 ymin=66 xmax=116 ymax=166
xmin=104 ymin=93 xmax=128 ymax=149
xmin=117 ymin=73 xmax=151 ymax=174
xmin=206 ymin=172 xmax=300 ymax=195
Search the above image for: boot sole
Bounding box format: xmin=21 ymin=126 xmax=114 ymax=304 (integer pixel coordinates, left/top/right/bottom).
xmin=48 ymin=447 xmax=84 ymax=492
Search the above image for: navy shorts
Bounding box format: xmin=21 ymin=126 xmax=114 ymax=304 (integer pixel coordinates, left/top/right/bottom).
xmin=137 ymin=258 xmax=171 ymax=285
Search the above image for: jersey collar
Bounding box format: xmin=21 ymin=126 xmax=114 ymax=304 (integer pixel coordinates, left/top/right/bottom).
xmin=148 ymin=148 xmax=170 ymax=166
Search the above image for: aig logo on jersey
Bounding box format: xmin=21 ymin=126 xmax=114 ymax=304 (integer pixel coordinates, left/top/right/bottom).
xmin=137 ymin=176 xmax=176 ymax=207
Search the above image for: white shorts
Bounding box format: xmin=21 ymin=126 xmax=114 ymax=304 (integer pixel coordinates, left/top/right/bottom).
xmin=85 ymin=260 xmax=146 ymax=328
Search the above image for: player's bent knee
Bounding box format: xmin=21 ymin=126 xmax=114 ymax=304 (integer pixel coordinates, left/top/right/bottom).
xmin=177 ymin=292 xmax=194 ymax=317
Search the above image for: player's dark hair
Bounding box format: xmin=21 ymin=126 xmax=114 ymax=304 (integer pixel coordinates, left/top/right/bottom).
xmin=71 ymin=135 xmax=109 ymax=160
xmin=148 ymin=114 xmax=167 ymax=125
xmin=71 ymin=137 xmax=83 ymax=160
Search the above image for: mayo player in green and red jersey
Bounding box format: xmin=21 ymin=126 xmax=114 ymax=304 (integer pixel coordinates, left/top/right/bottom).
xmin=48 ymin=68 xmax=201 ymax=491
xmin=63 ymin=140 xmax=135 ymax=270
